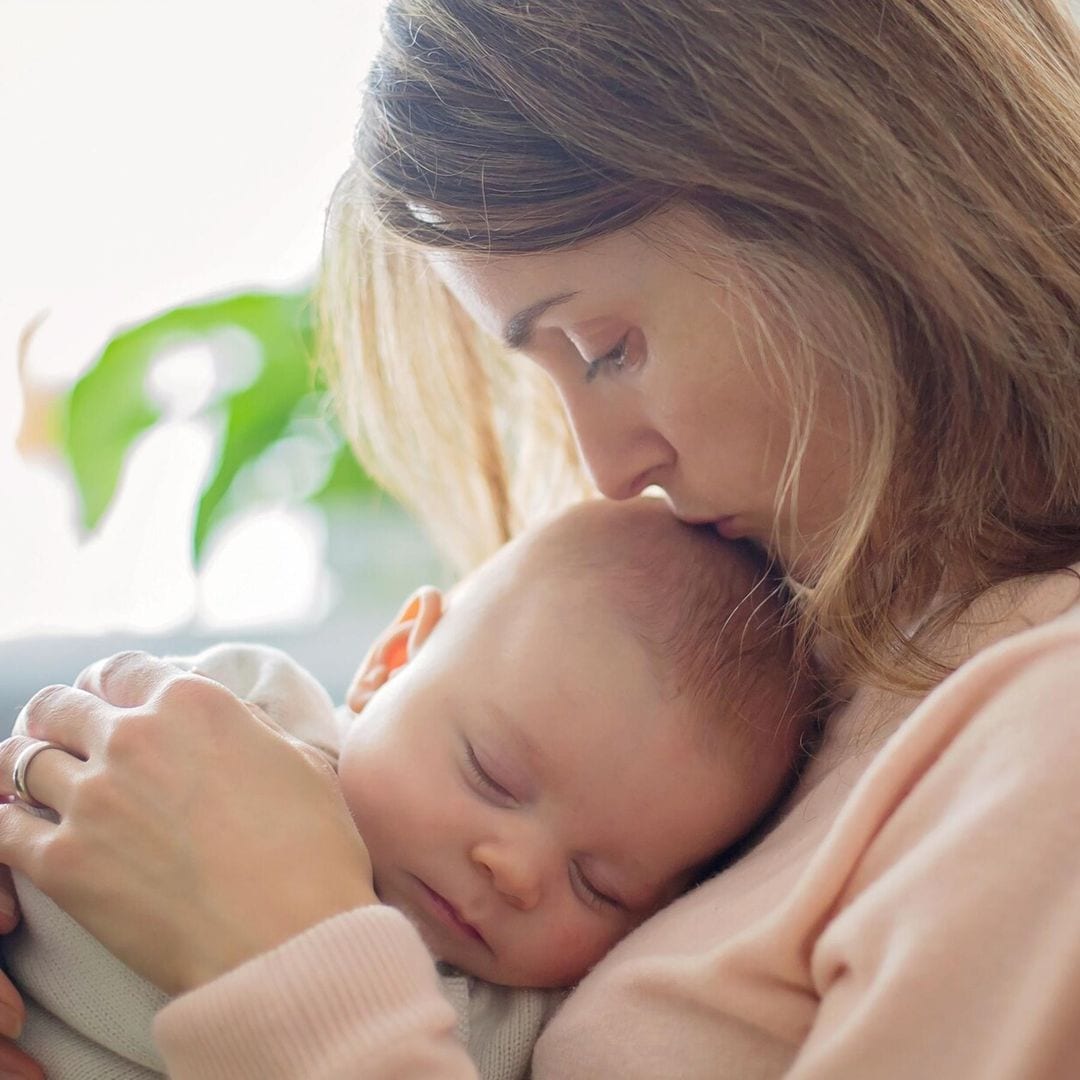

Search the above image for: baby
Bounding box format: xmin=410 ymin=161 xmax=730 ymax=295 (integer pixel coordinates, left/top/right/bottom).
xmin=3 ymin=497 xmax=817 ymax=1079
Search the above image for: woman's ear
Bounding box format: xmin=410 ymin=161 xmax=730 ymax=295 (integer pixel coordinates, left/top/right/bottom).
xmin=346 ymin=586 xmax=443 ymax=713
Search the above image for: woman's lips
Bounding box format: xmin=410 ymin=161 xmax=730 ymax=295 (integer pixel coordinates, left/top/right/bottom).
xmin=682 ymin=514 xmax=745 ymax=540
xmin=415 ymin=878 xmax=488 ymax=947
xmin=712 ymin=517 xmax=744 ymax=540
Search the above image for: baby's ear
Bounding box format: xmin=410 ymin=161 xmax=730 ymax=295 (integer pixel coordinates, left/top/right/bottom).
xmin=346 ymin=586 xmax=443 ymax=714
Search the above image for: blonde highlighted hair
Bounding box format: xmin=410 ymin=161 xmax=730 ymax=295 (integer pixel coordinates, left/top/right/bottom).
xmin=319 ymin=0 xmax=1080 ymax=692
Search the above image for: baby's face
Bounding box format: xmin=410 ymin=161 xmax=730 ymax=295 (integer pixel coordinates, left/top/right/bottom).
xmin=338 ymin=549 xmax=768 ymax=987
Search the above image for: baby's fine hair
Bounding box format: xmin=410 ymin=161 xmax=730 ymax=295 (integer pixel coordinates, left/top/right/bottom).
xmin=536 ymin=498 xmax=818 ymax=764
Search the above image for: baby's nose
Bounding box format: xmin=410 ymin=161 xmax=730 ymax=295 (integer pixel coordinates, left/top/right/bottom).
xmin=470 ymin=840 xmax=543 ymax=911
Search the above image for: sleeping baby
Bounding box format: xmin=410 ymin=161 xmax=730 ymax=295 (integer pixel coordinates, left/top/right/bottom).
xmin=3 ymin=496 xmax=820 ymax=1079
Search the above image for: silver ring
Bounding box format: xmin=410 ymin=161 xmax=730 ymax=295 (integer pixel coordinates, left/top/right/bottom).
xmin=12 ymin=739 xmax=64 ymax=809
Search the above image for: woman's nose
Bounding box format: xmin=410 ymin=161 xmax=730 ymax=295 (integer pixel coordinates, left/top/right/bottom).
xmin=470 ymin=840 xmax=543 ymax=911
xmin=558 ymin=384 xmax=674 ymax=500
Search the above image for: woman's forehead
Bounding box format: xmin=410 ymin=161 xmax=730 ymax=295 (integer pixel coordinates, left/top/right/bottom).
xmin=425 ymin=234 xmax=659 ymax=337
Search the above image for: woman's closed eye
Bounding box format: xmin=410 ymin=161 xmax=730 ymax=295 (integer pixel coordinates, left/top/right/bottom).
xmin=583 ymin=328 xmax=644 ymax=383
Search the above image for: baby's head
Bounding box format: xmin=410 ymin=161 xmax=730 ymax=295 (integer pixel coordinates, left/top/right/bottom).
xmin=338 ymin=498 xmax=815 ymax=988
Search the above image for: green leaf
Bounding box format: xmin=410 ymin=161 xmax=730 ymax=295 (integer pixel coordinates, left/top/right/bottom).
xmin=190 ymin=293 xmax=316 ymax=561
xmin=62 ymin=289 xmax=314 ymax=548
xmin=61 ymin=286 xmax=391 ymax=565
xmin=63 ymin=318 xmax=172 ymax=531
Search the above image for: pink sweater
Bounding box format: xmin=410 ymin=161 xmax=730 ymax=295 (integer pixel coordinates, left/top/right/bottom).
xmin=155 ymin=569 xmax=1080 ymax=1078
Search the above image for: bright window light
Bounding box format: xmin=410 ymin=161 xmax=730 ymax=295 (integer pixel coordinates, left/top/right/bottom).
xmin=0 ymin=1 xmax=388 ymax=642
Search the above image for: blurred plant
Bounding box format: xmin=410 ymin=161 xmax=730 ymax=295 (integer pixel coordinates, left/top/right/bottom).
xmin=18 ymin=289 xmax=381 ymax=563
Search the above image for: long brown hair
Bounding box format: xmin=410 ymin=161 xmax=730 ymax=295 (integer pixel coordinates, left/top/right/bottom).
xmin=319 ymin=0 xmax=1080 ymax=692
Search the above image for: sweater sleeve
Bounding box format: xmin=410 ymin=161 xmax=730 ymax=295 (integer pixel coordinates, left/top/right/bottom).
xmin=154 ymin=905 xmax=480 ymax=1079
xmin=790 ymin=627 xmax=1080 ymax=1079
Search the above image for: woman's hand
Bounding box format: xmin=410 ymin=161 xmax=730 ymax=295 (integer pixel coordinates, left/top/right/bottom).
xmin=0 ymin=652 xmax=379 ymax=996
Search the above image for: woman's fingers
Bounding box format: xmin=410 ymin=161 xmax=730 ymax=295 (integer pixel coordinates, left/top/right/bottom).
xmin=0 ymin=803 xmax=56 ymax=884
xmin=0 ymin=734 xmax=87 ymax=817
xmin=0 ymin=965 xmax=25 ymax=1041
xmin=74 ymin=650 xmax=182 ymax=708
xmin=0 ymin=908 xmax=25 ymax=1035
xmin=0 ymin=1036 xmax=44 ymax=1080
xmin=12 ymin=682 xmax=111 ymax=761
xmin=0 ymin=866 xmax=19 ymax=934
xmin=0 ymin=903 xmax=36 ymax=1070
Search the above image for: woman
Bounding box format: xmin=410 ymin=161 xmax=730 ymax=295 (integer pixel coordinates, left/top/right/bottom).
xmin=1 ymin=0 xmax=1079 ymax=1075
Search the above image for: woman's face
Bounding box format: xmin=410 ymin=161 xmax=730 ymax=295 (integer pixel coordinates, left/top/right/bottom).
xmin=426 ymin=208 xmax=856 ymax=576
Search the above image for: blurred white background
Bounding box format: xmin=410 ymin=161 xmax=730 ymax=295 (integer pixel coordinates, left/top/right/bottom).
xmin=0 ymin=0 xmax=441 ymax=718
xmin=2 ymin=1 xmax=1077 ymax=720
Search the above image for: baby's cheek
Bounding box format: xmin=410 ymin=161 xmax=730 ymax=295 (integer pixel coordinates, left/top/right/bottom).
xmin=529 ymin=914 xmax=624 ymax=987
xmin=338 ymin=735 xmax=438 ymax=859
xmin=336 ymin=747 xmax=391 ymax=832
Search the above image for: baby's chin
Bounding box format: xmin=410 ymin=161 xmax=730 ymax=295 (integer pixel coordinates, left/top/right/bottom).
xmin=436 ymin=948 xmax=584 ymax=989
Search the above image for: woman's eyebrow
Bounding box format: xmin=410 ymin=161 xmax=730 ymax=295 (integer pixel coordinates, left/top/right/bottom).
xmin=502 ymin=291 xmax=579 ymax=348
